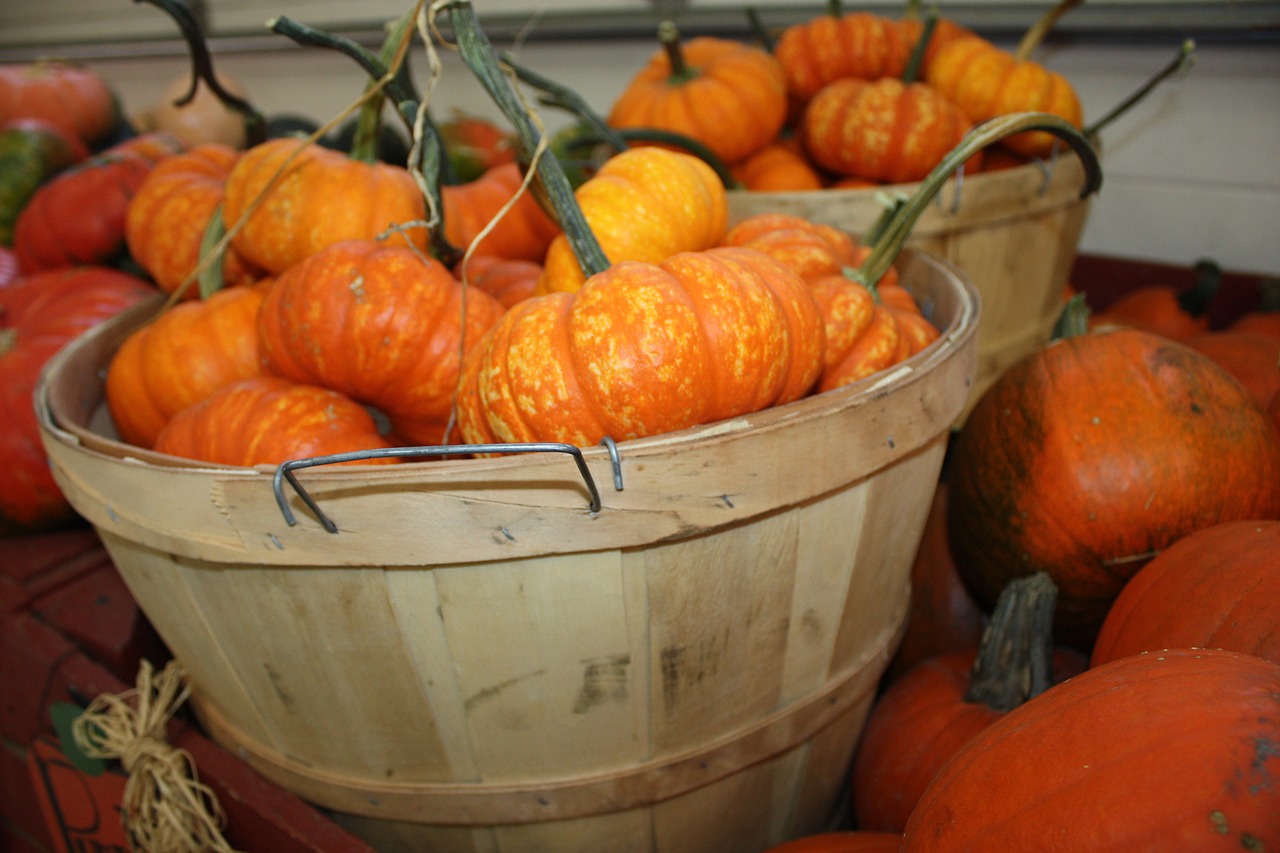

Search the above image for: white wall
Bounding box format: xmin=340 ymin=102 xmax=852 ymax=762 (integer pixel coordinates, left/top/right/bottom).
xmin=46 ymin=34 xmax=1280 ymax=277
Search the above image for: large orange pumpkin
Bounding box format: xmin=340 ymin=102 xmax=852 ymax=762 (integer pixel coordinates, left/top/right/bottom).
xmin=607 ymin=23 xmax=788 ymax=165
xmin=947 ymin=327 xmax=1280 ymax=647
xmin=459 ymin=246 xmax=825 ymax=447
xmin=901 ymin=649 xmax=1280 ymax=851
xmin=1091 ymin=520 xmax=1280 ymax=667
xmin=256 ymin=239 xmax=504 ymax=446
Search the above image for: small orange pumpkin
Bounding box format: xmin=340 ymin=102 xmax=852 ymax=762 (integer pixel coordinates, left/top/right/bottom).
xmin=460 ymin=246 xmax=825 ymax=447
xmin=221 ymin=137 xmax=427 ymax=276
xmin=125 ymin=143 xmax=263 ymax=297
xmin=536 ymin=147 xmax=728 ymax=295
xmin=154 ymin=376 xmax=397 ymax=467
xmin=607 ymin=22 xmax=788 ymax=165
xmin=441 ymin=161 xmax=561 ymax=262
xmin=105 ymin=282 xmax=270 ymax=449
xmin=772 ymin=11 xmax=912 ymax=103
xmin=803 ymin=77 xmax=978 ymax=184
xmin=729 ymin=141 xmax=826 ymax=192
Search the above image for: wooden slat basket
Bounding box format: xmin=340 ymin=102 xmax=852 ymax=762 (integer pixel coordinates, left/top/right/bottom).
xmin=728 ymin=152 xmax=1091 ymax=415
xmin=35 ymin=248 xmax=978 ymax=853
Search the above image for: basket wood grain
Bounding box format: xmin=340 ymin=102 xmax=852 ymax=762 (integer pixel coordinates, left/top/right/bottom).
xmin=36 ymin=249 xmax=978 ymax=853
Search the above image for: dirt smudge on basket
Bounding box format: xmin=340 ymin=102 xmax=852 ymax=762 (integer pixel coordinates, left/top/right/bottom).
xmin=660 ymin=633 xmax=725 ymax=715
xmin=573 ymin=654 xmax=630 ymax=714
xmin=263 ymin=662 xmax=295 ymax=709
xmin=463 ymin=669 xmax=546 ymax=714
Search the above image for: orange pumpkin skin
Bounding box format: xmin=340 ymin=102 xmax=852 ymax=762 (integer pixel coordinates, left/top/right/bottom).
xmin=948 ymin=329 xmax=1280 ymax=647
xmin=105 ymin=282 xmax=269 ymax=449
xmin=1185 ymin=329 xmax=1280 ymax=411
xmin=1090 ymin=288 xmax=1211 ymax=341
xmin=1091 ymin=520 xmax=1280 ymax=667
xmin=455 ymin=255 xmax=541 ymax=310
xmin=925 ymin=36 xmax=1083 ymax=158
xmin=257 ymin=239 xmax=503 ymax=446
xmin=536 ymin=148 xmax=728 ymax=296
xmin=460 ymin=247 xmax=825 ymax=447
xmin=153 ymin=376 xmax=396 ymax=468
xmin=608 ymin=36 xmax=788 ymax=165
xmin=729 ymin=141 xmax=825 ymax=192
xmin=0 ymin=61 xmax=120 ymax=147
xmin=125 ymin=143 xmax=263 ymax=296
xmin=853 ymin=646 xmax=1086 ymax=833
xmin=720 ymin=213 xmax=857 ymax=282
xmin=441 ymin=162 xmax=561 ymax=262
xmin=221 ymin=137 xmax=427 ymax=276
xmin=773 ymin=12 xmax=913 ymax=103
xmin=901 ymin=649 xmax=1280 ymax=852
xmin=802 ymin=78 xmax=978 ymax=184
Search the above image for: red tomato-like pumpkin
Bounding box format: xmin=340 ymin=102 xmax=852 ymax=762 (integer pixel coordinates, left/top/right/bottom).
xmin=0 ymin=61 xmax=121 ymax=148
xmin=0 ymin=266 xmax=154 ymax=531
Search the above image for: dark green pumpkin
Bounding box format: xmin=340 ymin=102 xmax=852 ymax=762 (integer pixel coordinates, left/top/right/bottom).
xmin=0 ymin=118 xmax=88 ymax=245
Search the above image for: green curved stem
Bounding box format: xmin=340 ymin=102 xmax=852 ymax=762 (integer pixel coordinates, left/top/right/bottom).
xmin=1083 ymin=39 xmax=1196 ymax=140
xmin=1015 ymin=0 xmax=1082 ymax=62
xmin=900 ymin=7 xmax=937 ymax=85
xmin=268 ymin=14 xmax=461 ymax=266
xmin=498 ymin=52 xmax=629 ymax=153
xmin=133 ymin=0 xmax=265 ymax=145
xmin=851 ymin=112 xmax=1102 ymax=288
xmin=445 ymin=0 xmax=609 ymax=278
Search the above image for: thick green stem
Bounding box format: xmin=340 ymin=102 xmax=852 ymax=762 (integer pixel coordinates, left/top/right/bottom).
xmin=1053 ymin=292 xmax=1091 ymax=339
xmin=268 ymin=14 xmax=461 ymax=266
xmin=1178 ymin=258 xmax=1222 ymax=317
xmin=744 ymin=7 xmax=775 ymax=52
xmin=133 ymin=0 xmax=265 ymax=145
xmin=445 ymin=0 xmax=608 ymax=278
xmin=900 ymin=7 xmax=937 ymax=85
xmin=963 ymin=572 xmax=1057 ymax=712
xmin=499 ymin=52 xmax=629 ymax=153
xmin=1083 ymin=39 xmax=1196 ymax=140
xmin=349 ymin=11 xmax=416 ymax=164
xmin=659 ymin=20 xmax=695 ymax=84
xmin=850 ymin=112 xmax=1102 ymax=289
xmin=827 ymin=0 xmax=843 ymax=18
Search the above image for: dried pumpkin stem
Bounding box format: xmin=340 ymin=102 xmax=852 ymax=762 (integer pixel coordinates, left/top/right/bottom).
xmin=133 ymin=0 xmax=266 ymax=145
xmin=852 ymin=112 xmax=1101 ymax=289
xmin=1015 ymin=0 xmax=1081 ymax=61
xmin=1083 ymin=39 xmax=1195 ymax=140
xmin=348 ymin=10 xmax=417 ymax=164
xmin=498 ymin=52 xmax=629 ymax=152
xmin=963 ymin=571 xmax=1057 ymax=712
xmin=744 ymin=8 xmax=775 ymax=52
xmin=444 ymin=0 xmax=609 ymax=278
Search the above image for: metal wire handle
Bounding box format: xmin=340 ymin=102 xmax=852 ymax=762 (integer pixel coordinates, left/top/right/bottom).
xmin=272 ymin=440 xmax=622 ymax=533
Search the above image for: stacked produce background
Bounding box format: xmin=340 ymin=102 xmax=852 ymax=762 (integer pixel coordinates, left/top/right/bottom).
xmin=1 ymin=0 xmax=1278 ymax=850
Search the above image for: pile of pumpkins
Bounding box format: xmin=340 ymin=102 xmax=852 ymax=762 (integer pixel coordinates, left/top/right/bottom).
xmin=2 ymin=3 xmax=1279 ymax=850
